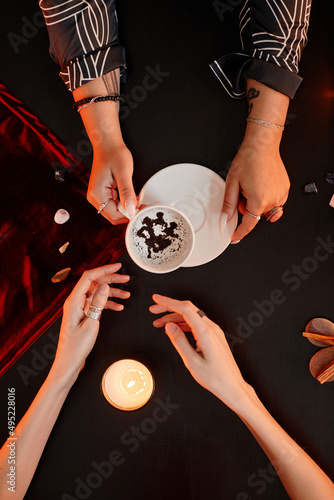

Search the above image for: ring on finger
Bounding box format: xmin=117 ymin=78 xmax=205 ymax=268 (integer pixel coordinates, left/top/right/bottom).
xmin=262 ymin=206 xmax=283 ymax=221
xmin=197 ymin=309 xmax=206 ymax=318
xmin=86 ymin=305 xmax=103 ymax=321
xmin=97 ymin=199 xmax=112 ymax=214
xmin=246 ymin=209 xmax=261 ymax=221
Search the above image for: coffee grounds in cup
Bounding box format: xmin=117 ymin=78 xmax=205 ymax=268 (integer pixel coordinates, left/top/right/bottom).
xmin=136 ymin=212 xmax=180 ymax=258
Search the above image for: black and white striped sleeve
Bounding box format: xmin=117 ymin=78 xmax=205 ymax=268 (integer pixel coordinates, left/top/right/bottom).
xmin=39 ymin=0 xmax=126 ymax=91
xmin=210 ymin=0 xmax=312 ymax=99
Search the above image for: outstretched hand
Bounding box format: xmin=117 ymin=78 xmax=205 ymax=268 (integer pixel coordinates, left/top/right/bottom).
xmin=150 ymin=295 xmax=250 ymax=411
xmin=54 ymin=263 xmax=130 ymax=379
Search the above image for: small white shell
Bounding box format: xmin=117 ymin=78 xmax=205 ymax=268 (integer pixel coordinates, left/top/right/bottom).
xmin=51 ymin=267 xmax=71 ymax=283
xmin=54 ymin=209 xmax=70 ymax=224
xmin=59 ymin=242 xmax=70 ymax=254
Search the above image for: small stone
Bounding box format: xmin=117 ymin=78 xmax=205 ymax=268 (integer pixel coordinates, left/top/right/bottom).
xmin=59 ymin=242 xmax=70 ymax=254
xmin=55 ymin=170 xmax=65 ymax=182
xmin=325 ymin=171 xmax=334 ymax=184
xmin=51 ymin=267 xmax=71 ymax=283
xmin=303 ymin=182 xmax=318 ymax=194
xmin=330 ymin=194 xmax=334 ymax=208
xmin=54 ymin=209 xmax=70 ymax=224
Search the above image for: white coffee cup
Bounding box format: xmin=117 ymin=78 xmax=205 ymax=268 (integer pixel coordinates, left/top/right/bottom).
xmin=120 ymin=204 xmax=195 ymax=273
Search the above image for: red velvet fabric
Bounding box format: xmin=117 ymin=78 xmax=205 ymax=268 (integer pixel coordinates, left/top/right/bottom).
xmin=0 ymin=83 xmax=126 ymax=377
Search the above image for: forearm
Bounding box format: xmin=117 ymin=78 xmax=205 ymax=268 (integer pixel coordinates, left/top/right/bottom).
xmin=233 ymin=387 xmax=334 ymax=500
xmin=243 ymin=79 xmax=289 ymax=151
xmin=73 ymin=69 xmax=125 ymax=158
xmin=0 ymin=366 xmax=76 ymax=499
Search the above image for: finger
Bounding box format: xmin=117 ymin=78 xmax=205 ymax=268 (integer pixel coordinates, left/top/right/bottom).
xmin=165 ymin=323 xmax=200 ymax=368
xmin=231 ymin=207 xmax=261 ymax=243
xmin=105 ymin=300 xmax=125 ymax=311
xmin=109 ymin=288 xmax=131 ymax=299
xmin=100 ymin=199 xmax=130 ymax=225
xmin=106 ymin=274 xmax=130 ymax=284
xmin=149 ymin=304 xmax=169 ymax=314
xmin=84 ymin=283 xmax=110 ymax=321
xmin=112 ymin=169 xmax=138 ymax=219
xmin=268 ymin=209 xmax=284 ymax=223
xmin=68 ymin=264 xmax=124 ymax=307
xmin=221 ymin=172 xmax=240 ymax=222
xmin=87 ymin=179 xmax=129 ymax=225
xmin=152 ymin=295 xmax=208 ymax=336
xmin=153 ymin=312 xmax=185 ymax=327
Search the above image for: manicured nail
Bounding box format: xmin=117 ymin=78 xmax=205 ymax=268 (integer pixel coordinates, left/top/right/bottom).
xmin=166 ymin=323 xmax=177 ymax=333
xmin=231 ymin=240 xmax=240 ymax=245
xmin=124 ymin=199 xmax=137 ymax=219
xmin=219 ymin=213 xmax=228 ymax=235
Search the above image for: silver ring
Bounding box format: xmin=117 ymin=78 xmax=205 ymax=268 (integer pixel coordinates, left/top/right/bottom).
xmin=86 ymin=305 xmax=103 ymax=321
xmin=246 ymin=209 xmax=261 ymax=221
xmin=97 ymin=199 xmax=112 ymax=214
xmin=197 ymin=309 xmax=206 ymax=318
xmin=263 ymin=206 xmax=283 ymax=222
xmin=89 ymin=306 xmax=102 ymax=312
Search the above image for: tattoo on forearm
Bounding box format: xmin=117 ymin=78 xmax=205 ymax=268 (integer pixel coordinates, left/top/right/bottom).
xmin=246 ymin=87 xmax=260 ymax=116
xmin=102 ymin=68 xmax=120 ymax=95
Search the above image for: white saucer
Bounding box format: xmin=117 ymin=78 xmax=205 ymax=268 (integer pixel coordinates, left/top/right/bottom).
xmin=139 ymin=164 xmax=237 ymax=267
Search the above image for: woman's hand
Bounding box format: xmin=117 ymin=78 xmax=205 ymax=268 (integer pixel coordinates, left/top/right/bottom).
xmin=221 ymin=79 xmax=290 ymax=243
xmin=222 ymin=138 xmax=290 ymax=242
xmin=53 ymin=263 xmax=130 ymax=381
xmin=150 ymin=295 xmax=250 ymax=412
xmin=73 ymin=70 xmax=138 ymax=224
xmin=87 ymin=145 xmax=137 ymax=225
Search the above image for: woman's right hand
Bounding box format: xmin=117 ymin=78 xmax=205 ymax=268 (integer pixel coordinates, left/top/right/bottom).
xmin=150 ymin=295 xmax=252 ymax=411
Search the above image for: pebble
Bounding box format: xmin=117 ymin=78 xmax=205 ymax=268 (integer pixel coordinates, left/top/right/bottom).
xmin=59 ymin=242 xmax=70 ymax=254
xmin=325 ymin=171 xmax=334 ymax=184
xmin=303 ymin=182 xmax=318 ymax=194
xmin=51 ymin=268 xmax=71 ymax=283
xmin=54 ymin=209 xmax=70 ymax=224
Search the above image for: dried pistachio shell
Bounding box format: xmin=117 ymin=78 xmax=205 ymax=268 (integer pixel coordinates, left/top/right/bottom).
xmin=54 ymin=209 xmax=70 ymax=224
xmin=59 ymin=242 xmax=70 ymax=254
xmin=51 ymin=267 xmax=71 ymax=283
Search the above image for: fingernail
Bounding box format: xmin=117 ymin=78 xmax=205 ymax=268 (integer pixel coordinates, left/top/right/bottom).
xmin=124 ymin=199 xmax=137 ymax=219
xmin=231 ymin=240 xmax=240 ymax=245
xmin=166 ymin=322 xmax=177 ymax=333
xmin=219 ymin=213 xmax=228 ymax=235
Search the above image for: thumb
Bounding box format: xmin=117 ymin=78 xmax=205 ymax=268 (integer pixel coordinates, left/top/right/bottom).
xmin=221 ymin=173 xmax=240 ymax=224
xmin=113 ymin=170 xmax=137 ymax=219
xmin=165 ymin=322 xmax=197 ymax=367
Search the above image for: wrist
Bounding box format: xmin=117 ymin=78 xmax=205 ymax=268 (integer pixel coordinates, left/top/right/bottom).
xmin=48 ymin=359 xmax=81 ymax=391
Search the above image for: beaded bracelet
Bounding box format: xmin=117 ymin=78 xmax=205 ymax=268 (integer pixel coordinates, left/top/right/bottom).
xmin=73 ymin=95 xmax=124 ymax=112
xmin=246 ymin=117 xmax=285 ymax=130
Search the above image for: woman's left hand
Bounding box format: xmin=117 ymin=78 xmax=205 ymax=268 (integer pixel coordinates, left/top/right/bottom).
xmin=53 ymin=263 xmax=130 ymax=379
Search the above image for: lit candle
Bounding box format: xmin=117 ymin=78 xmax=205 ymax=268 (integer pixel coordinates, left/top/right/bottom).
xmin=102 ymin=359 xmax=154 ymax=411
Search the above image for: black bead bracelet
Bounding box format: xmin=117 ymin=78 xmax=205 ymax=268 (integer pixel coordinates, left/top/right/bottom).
xmin=73 ymin=95 xmax=124 ymax=112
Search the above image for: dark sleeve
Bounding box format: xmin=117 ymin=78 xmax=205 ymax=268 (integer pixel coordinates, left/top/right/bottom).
xmin=210 ymin=0 xmax=312 ymax=99
xmin=40 ymin=0 xmax=126 ymax=91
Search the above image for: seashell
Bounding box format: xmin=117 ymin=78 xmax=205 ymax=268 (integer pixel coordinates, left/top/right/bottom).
xmin=303 ymin=182 xmax=318 ymax=194
xmin=54 ymin=209 xmax=70 ymax=224
xmin=59 ymin=242 xmax=70 ymax=254
xmin=51 ymin=267 xmax=71 ymax=283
